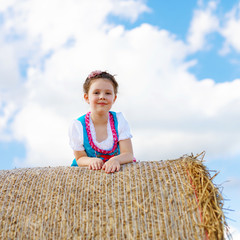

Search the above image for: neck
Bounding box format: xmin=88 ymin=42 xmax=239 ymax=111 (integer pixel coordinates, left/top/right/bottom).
xmin=90 ymin=111 xmax=109 ymax=125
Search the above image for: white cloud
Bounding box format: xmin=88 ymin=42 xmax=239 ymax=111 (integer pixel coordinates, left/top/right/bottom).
xmin=12 ymin=103 xmax=72 ymax=167
xmin=0 ymin=0 xmax=15 ymax=11
xmin=0 ymin=102 xmax=17 ymax=141
xmin=220 ymin=2 xmax=240 ymax=53
xmin=0 ymin=0 xmax=240 ymax=168
xmin=110 ymin=0 xmax=151 ymax=22
xmin=0 ymin=36 xmax=28 ymax=141
xmin=187 ymin=1 xmax=219 ymax=52
xmin=228 ymin=225 xmax=240 ymax=240
xmin=0 ymin=41 xmax=19 ymax=88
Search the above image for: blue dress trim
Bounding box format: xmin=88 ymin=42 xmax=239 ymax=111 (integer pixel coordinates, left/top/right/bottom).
xmin=71 ymin=111 xmax=120 ymax=166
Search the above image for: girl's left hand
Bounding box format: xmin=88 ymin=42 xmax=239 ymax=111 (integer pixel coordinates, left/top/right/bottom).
xmin=102 ymin=158 xmax=120 ymax=173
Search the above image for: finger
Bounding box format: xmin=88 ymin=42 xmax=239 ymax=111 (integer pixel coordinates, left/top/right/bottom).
xmin=116 ymin=165 xmax=120 ymax=171
xmin=102 ymin=164 xmax=105 ymax=170
xmin=106 ymin=165 xmax=112 ymax=173
xmin=94 ymin=163 xmax=98 ymax=170
xmin=109 ymin=165 xmax=114 ymax=172
xmin=111 ymin=166 xmax=116 ymax=173
xmin=95 ymin=162 xmax=99 ymax=169
xmin=104 ymin=165 xmax=109 ymax=173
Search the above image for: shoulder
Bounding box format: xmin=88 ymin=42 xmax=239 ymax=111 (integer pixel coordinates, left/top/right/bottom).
xmin=115 ymin=112 xmax=132 ymax=140
xmin=109 ymin=111 xmax=126 ymax=123
xmin=69 ymin=119 xmax=83 ymax=133
xmin=68 ymin=119 xmax=85 ymax=151
xmin=109 ymin=111 xmax=128 ymax=127
xmin=76 ymin=114 xmax=87 ymax=123
xmin=115 ymin=112 xmax=128 ymax=124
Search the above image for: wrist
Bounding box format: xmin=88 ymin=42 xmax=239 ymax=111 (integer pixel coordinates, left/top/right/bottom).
xmin=110 ymin=156 xmax=125 ymax=166
xmin=110 ymin=156 xmax=120 ymax=162
xmin=113 ymin=153 xmax=134 ymax=164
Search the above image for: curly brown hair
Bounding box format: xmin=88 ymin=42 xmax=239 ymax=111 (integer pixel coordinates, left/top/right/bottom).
xmin=83 ymin=71 xmax=118 ymax=94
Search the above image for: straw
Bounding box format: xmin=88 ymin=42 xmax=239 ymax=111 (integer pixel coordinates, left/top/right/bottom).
xmin=0 ymin=155 xmax=229 ymax=239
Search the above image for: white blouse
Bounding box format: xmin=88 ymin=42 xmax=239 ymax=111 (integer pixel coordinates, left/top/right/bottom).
xmin=68 ymin=112 xmax=132 ymax=151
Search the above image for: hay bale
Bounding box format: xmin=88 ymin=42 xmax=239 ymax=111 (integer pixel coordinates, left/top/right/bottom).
xmin=0 ymin=155 xmax=228 ymax=239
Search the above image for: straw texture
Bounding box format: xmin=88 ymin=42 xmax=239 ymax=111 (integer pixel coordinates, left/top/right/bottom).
xmin=0 ymin=155 xmax=228 ymax=239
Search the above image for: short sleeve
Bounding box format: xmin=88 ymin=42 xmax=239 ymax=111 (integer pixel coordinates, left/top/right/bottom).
xmin=116 ymin=112 xmax=133 ymax=141
xmin=68 ymin=120 xmax=85 ymax=151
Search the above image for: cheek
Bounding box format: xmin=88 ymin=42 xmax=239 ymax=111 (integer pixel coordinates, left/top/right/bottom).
xmin=88 ymin=96 xmax=95 ymax=104
xmin=107 ymin=95 xmax=114 ymax=100
xmin=90 ymin=95 xmax=97 ymax=100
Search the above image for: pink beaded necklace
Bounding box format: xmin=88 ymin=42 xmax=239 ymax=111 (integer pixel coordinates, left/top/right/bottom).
xmin=85 ymin=112 xmax=118 ymax=154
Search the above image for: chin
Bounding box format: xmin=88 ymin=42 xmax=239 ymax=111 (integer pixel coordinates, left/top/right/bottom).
xmin=94 ymin=109 xmax=110 ymax=115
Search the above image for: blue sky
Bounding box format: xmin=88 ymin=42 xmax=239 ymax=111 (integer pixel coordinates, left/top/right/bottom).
xmin=0 ymin=0 xmax=240 ymax=237
xmin=110 ymin=0 xmax=240 ymax=82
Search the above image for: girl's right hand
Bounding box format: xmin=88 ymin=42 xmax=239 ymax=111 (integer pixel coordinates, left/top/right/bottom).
xmin=89 ymin=158 xmax=104 ymax=170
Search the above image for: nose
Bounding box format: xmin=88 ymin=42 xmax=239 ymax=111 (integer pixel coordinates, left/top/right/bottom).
xmin=99 ymin=93 xmax=105 ymax=99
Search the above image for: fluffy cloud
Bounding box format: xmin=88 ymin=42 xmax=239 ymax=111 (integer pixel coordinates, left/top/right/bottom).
xmin=0 ymin=0 xmax=240 ymax=168
xmin=187 ymin=1 xmax=219 ymax=52
xmin=12 ymin=103 xmax=72 ymax=167
xmin=229 ymin=225 xmax=240 ymax=240
xmin=220 ymin=2 xmax=240 ymax=53
xmin=110 ymin=0 xmax=151 ymax=22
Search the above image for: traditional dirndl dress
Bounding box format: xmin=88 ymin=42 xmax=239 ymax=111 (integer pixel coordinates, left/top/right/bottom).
xmin=71 ymin=111 xmax=120 ymax=166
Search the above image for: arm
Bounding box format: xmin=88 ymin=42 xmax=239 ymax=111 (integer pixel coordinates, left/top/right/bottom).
xmin=74 ymin=150 xmax=104 ymax=170
xmin=70 ymin=120 xmax=104 ymax=170
xmin=102 ymin=138 xmax=134 ymax=173
xmin=113 ymin=138 xmax=134 ymax=164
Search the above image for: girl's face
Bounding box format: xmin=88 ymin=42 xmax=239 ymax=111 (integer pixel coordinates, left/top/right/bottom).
xmin=84 ymin=78 xmax=117 ymax=115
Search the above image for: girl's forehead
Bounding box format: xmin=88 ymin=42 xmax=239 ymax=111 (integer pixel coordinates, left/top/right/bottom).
xmin=89 ymin=78 xmax=114 ymax=89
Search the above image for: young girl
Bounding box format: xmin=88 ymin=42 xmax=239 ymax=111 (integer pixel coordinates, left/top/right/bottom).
xmin=68 ymin=70 xmax=135 ymax=173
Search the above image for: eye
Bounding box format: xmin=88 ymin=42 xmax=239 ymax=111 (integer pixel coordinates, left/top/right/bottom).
xmin=94 ymin=91 xmax=99 ymax=94
xmin=106 ymin=92 xmax=112 ymax=95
